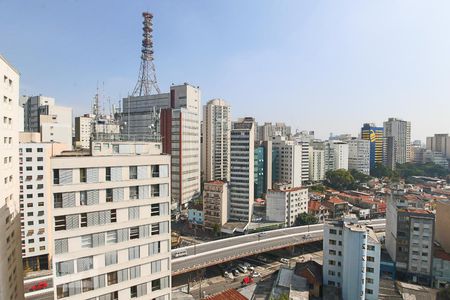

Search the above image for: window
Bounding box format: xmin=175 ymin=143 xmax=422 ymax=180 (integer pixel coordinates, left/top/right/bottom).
xmin=329 ymin=229 xmax=337 ymax=234
xmin=56 ymin=260 xmax=74 ymax=276
xmin=129 ymin=207 xmax=139 ymax=220
xmin=106 ymin=189 xmax=113 ymax=202
xmin=37 ymin=157 xmax=43 ymax=162
xmin=329 ymin=249 xmax=336 ymax=255
xmin=151 ymin=203 xmax=160 ymax=216
xmin=37 ymin=166 xmax=43 ymax=171
xmin=328 ymin=260 xmax=335 ymax=266
xmin=366 ymin=267 xmax=374 ymax=273
xmin=107 ymin=271 xmax=118 ymax=285
xmin=105 ymin=251 xmax=118 ymax=266
xmin=38 ymin=193 xmax=44 ymax=198
xmin=152 ymin=279 xmax=161 ymax=291
xmin=128 ymin=246 xmax=140 ymax=260
xmin=105 ymin=167 xmax=111 ymax=181
xmin=149 ymin=241 xmax=161 ymax=255
xmin=80 ymin=191 xmax=87 ymax=205
xmin=366 ymin=289 xmax=373 ymax=294
xmin=367 ymin=245 xmax=375 ymax=251
xmin=37 ymin=148 xmax=43 ymax=152
xmin=107 ymin=230 xmax=117 ymax=244
xmin=129 ymin=166 xmax=137 ymax=179
xmin=151 ymin=260 xmax=161 ymax=273
xmin=26 ymin=148 xmax=32 ymax=153
xmin=367 ymin=256 xmax=375 ymax=262
xmin=329 ymin=239 xmax=336 ymax=245
xmin=82 ymin=277 xmax=94 ymax=292
xmin=151 ymin=184 xmax=160 ymax=197
xmin=151 ymin=223 xmax=160 ymax=235
xmin=53 ymin=169 xmax=60 ymax=184
xmin=130 ymin=227 xmax=139 ymax=239
xmin=77 ymin=256 xmax=93 ymax=272
xmin=151 ymin=165 xmax=160 ymax=177
xmin=367 ymin=278 xmax=374 ymax=284
xmin=81 ymin=235 xmax=93 ymax=248
xmin=55 ymin=216 xmax=66 ymax=231
xmin=129 ymin=186 xmax=139 ymax=199
xmin=130 ymin=286 xmax=138 ymax=298
xmin=80 ymin=168 xmax=87 ymax=183
xmin=80 ymin=213 xmax=87 ymax=227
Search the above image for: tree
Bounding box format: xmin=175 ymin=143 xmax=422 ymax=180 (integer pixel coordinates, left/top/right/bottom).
xmin=212 ymin=223 xmax=220 ymax=236
xmin=325 ymin=169 xmax=355 ymax=190
xmin=295 ymin=212 xmax=318 ymax=226
xmin=310 ymin=184 xmax=326 ymax=193
xmin=270 ymin=293 xmax=289 ymax=300
xmin=370 ymin=162 xmax=391 ymax=178
xmin=349 ymin=169 xmax=372 ymax=183
xmin=437 ymin=286 xmax=450 ymax=300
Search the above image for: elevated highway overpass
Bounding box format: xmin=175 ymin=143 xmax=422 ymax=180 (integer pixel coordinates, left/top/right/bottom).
xmin=172 ymin=219 xmax=386 ymax=275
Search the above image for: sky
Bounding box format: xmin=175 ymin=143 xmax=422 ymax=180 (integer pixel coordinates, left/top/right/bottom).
xmin=1 ymin=0 xmax=450 ymax=141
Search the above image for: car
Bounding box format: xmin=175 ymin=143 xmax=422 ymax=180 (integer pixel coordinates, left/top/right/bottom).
xmin=232 ymin=269 xmax=240 ymax=276
xmin=251 ymin=272 xmax=261 ymax=278
xmin=172 ymin=249 xmax=188 ymax=258
xmin=280 ymin=258 xmax=289 ymax=264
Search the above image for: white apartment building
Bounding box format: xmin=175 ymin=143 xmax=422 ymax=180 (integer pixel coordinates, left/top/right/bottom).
xmin=266 ymin=184 xmax=308 ymax=227
xmin=51 ymin=139 xmax=171 ymax=300
xmin=201 ymin=99 xmax=231 ymax=182
xmin=229 ymin=118 xmax=255 ymax=223
xmin=383 ymin=117 xmax=411 ymax=165
xmin=309 ymin=147 xmax=325 ymax=181
xmin=348 ymin=139 xmax=371 ymax=175
xmin=0 ymin=54 xmax=25 ymax=300
xmin=203 ymin=181 xmax=228 ymax=230
xmin=324 ymin=141 xmax=349 ymax=172
xmin=122 ymin=83 xmax=201 ymax=210
xmin=323 ymin=215 xmax=381 ymax=300
xmin=19 ymin=137 xmax=70 ymax=274
xmin=22 ymin=95 xmax=73 ymax=146
xmin=272 ymin=136 xmax=309 ymax=187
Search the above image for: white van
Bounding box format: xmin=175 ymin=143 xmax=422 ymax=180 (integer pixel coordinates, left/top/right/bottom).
xmin=172 ymin=249 xmax=188 ymax=258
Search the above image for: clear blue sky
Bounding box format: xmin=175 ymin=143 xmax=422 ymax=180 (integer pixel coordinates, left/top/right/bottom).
xmin=2 ymin=0 xmax=450 ymax=141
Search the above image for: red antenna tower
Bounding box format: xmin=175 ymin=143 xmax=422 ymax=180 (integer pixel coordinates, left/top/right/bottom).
xmin=132 ymin=12 xmax=161 ymax=96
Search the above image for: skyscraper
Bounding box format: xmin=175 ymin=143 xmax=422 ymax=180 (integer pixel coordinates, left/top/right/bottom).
xmin=0 ymin=54 xmax=25 ymax=300
xmin=383 ymin=118 xmax=411 ymax=168
xmin=361 ymin=123 xmax=383 ymax=169
xmin=229 ymin=118 xmax=255 ymax=223
xmin=348 ymin=138 xmax=371 ymax=175
xmin=202 ymin=99 xmax=231 ymax=182
xmin=426 ymin=133 xmax=450 ymax=158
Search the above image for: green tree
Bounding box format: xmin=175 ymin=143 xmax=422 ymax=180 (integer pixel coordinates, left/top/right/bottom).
xmin=349 ymin=169 xmax=372 ymax=183
xmin=310 ymin=184 xmax=326 ymax=193
xmin=212 ymin=223 xmax=220 ymax=236
xmin=370 ymin=162 xmax=391 ymax=178
xmin=325 ymin=169 xmax=355 ymax=190
xmin=295 ymin=212 xmax=318 ymax=226
xmin=270 ymin=293 xmax=289 ymax=300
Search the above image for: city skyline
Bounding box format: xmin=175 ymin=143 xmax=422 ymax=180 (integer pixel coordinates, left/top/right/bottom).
xmin=2 ymin=1 xmax=450 ymax=141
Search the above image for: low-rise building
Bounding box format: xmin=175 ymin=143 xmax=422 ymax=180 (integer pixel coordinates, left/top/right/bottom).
xmin=308 ymin=200 xmax=329 ymax=222
xmin=324 ymin=197 xmax=349 ymax=219
xmin=188 ymin=204 xmax=204 ymax=226
xmin=266 ymin=184 xmax=308 ymax=227
xmin=203 ymin=181 xmax=228 ymax=231
xmin=433 ymin=247 xmax=450 ymax=289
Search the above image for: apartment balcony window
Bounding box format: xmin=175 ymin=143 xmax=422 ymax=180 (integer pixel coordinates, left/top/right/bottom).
xmin=151 ymin=203 xmax=160 ymax=216
xmin=107 ymin=271 xmax=118 ymax=285
xmin=80 ymin=191 xmax=87 ymax=206
xmin=151 ymin=165 xmax=160 ymax=177
xmin=54 ymin=216 xmax=66 ymax=231
xmin=152 ymin=279 xmax=161 ymax=292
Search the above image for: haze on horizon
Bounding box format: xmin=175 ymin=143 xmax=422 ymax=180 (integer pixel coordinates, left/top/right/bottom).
xmin=1 ymin=0 xmax=450 ymax=141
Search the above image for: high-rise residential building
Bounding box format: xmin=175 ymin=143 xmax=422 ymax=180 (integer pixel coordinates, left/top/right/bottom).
xmin=22 ymin=95 xmax=73 ymax=146
xmin=51 ymin=137 xmax=171 ymax=300
xmin=272 ymin=136 xmax=309 ymax=187
xmin=201 ymin=99 xmax=231 ymax=182
xmin=254 ymin=141 xmax=272 ymax=199
xmin=435 ymin=199 xmax=450 ymax=254
xmin=309 ymin=146 xmax=325 ymax=181
xmin=383 ymin=118 xmax=411 ymax=168
xmin=386 ymin=191 xmax=435 ymax=286
xmin=423 ymin=150 xmax=449 ymax=168
xmin=19 ymin=134 xmax=70 ymax=275
xmin=74 ymin=114 xmax=120 ymax=149
xmin=323 ymin=215 xmax=381 ymax=300
xmin=122 ymin=83 xmax=201 ymax=210
xmin=265 ymin=183 xmax=308 ymax=227
xmin=426 ymin=134 xmax=450 ymax=158
xmin=203 ymin=181 xmax=228 ymax=231
xmin=0 ymin=54 xmax=25 ymax=300
xmin=257 ymin=122 xmax=291 ymax=141
xmin=348 ymin=138 xmax=371 ymax=175
xmin=229 ymin=118 xmax=255 ymax=223
xmin=361 ymin=123 xmax=383 ymax=169
xmin=323 ymin=140 xmax=349 ymax=173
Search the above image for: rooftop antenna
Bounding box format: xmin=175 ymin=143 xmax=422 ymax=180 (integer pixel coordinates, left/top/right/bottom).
xmin=132 ymin=12 xmax=161 ymax=96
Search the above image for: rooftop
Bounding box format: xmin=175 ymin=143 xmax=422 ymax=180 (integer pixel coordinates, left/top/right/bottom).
xmin=205 ymin=289 xmax=248 ymax=300
xmin=327 ymin=197 xmax=347 ymax=205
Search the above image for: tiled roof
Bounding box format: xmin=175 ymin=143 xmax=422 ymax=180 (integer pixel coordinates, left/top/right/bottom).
xmin=327 ymin=197 xmax=347 ymax=205
xmin=205 ymin=289 xmax=248 ymax=300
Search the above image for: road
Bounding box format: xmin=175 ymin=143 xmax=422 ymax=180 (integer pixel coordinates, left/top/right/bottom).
xmin=172 ymin=219 xmax=386 ymax=274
